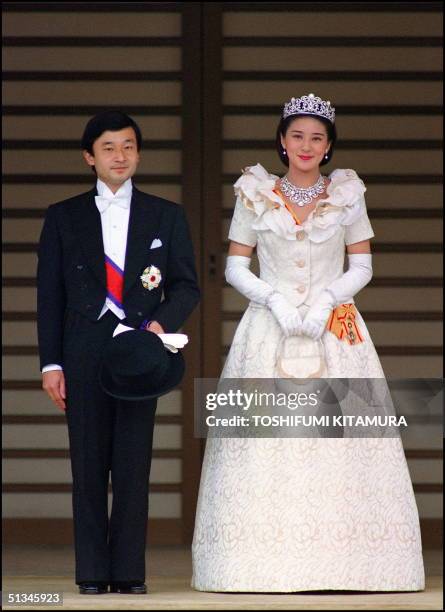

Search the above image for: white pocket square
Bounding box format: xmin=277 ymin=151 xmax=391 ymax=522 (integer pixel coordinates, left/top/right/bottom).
xmin=150 ymin=238 xmax=162 ymax=249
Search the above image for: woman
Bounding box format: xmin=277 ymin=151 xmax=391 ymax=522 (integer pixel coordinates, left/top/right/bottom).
xmin=192 ymin=94 xmax=425 ymax=592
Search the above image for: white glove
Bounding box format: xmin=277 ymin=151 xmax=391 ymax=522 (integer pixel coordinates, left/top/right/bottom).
xmin=267 ymin=292 xmax=303 ymax=337
xmin=325 ymin=253 xmax=373 ymax=305
xmin=302 ymin=253 xmax=373 ymax=340
xmin=301 ymin=290 xmax=336 ymax=340
xmin=225 ymin=255 xmax=302 ymax=337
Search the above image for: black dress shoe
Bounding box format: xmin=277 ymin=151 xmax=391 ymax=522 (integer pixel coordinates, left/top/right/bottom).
xmin=78 ymin=582 xmax=108 ymax=595
xmin=109 ymin=582 xmax=147 ymax=594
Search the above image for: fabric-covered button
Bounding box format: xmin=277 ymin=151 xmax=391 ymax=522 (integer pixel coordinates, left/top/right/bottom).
xmin=296 ymin=260 xmax=306 ymax=268
xmin=297 ymin=285 xmax=306 ymax=293
xmin=296 ymin=231 xmax=306 ymax=241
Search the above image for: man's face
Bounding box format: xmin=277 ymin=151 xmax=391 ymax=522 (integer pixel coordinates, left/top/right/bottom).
xmin=83 ymin=127 xmax=140 ymax=189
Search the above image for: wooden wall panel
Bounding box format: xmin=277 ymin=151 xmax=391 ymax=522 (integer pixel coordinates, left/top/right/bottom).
xmin=224 ymin=47 xmax=442 ymax=72
xmin=224 ymin=115 xmax=443 ymax=140
xmin=3 ymin=82 xmax=182 ymax=106
xmin=3 ymin=12 xmax=181 ymax=37
xmin=3 ymin=116 xmax=182 ymax=140
xmin=224 ymin=82 xmax=442 ymax=106
xmin=3 ymin=47 xmax=181 ymax=71
xmin=2 ymin=2 xmax=194 ymax=546
xmin=223 ymin=10 xmax=443 ymax=37
xmin=2 ymin=1 xmax=442 ymax=548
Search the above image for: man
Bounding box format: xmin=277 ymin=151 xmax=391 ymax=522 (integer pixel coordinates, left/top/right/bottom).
xmin=37 ymin=111 xmax=200 ymax=594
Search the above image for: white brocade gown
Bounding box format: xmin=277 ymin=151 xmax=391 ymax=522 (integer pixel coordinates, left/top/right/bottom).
xmin=191 ymin=164 xmax=425 ymax=592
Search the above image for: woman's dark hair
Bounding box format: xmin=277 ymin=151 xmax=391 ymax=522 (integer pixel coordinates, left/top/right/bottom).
xmin=81 ymin=110 xmax=142 ymax=154
xmin=275 ymin=113 xmax=337 ymax=168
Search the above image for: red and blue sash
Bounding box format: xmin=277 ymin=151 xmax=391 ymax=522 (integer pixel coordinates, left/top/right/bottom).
xmin=105 ymin=255 xmax=124 ymax=310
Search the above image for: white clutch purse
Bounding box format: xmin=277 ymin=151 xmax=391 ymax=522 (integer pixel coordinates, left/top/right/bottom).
xmin=273 ymin=335 xmax=327 ymax=436
xmin=275 ymin=335 xmax=327 ymax=380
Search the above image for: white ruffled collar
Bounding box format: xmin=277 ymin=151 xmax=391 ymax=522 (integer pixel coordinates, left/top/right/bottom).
xmin=233 ymin=163 xmax=367 ymax=243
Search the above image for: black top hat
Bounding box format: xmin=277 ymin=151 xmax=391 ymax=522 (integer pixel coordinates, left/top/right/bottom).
xmin=99 ymin=330 xmax=185 ymax=401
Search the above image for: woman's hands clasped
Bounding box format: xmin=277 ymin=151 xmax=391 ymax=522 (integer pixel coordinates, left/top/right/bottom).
xmin=300 ymin=290 xmax=336 ymax=341
xmin=267 ymin=292 xmax=303 ymax=337
xmin=269 ymin=290 xmax=335 ymax=341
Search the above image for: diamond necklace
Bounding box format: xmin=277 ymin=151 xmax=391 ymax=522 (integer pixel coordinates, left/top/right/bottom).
xmin=279 ymin=174 xmax=326 ymax=206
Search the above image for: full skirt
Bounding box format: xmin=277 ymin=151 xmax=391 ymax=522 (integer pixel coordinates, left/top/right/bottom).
xmin=191 ymin=304 xmax=425 ymax=592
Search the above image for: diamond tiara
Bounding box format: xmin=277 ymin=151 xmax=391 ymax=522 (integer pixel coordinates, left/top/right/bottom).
xmin=282 ymin=93 xmax=335 ymax=123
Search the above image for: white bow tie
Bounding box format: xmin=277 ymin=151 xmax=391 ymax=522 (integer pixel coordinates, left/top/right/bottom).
xmin=95 ymin=195 xmax=129 ymax=213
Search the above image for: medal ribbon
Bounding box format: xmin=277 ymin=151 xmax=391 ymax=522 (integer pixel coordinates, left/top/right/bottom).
xmin=105 ymin=255 xmax=124 ymax=309
xmin=327 ymin=303 xmax=364 ymax=345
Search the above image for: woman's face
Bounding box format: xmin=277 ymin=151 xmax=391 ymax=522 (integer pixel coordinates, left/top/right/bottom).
xmin=280 ymin=116 xmax=330 ymax=173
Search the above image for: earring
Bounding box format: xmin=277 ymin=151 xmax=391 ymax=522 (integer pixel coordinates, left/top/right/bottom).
xmin=324 ymin=151 xmax=329 ymax=160
xmin=282 ymin=148 xmax=287 ymax=156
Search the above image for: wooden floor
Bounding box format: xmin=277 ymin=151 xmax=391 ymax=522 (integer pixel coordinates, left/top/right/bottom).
xmin=2 ymin=547 xmax=443 ymax=610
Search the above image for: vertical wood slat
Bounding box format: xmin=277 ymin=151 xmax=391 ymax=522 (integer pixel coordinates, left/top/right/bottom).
xmin=181 ymin=3 xmax=205 ymax=545
xmin=183 ymin=3 xmax=223 ymax=543
xmin=202 ymin=2 xmax=223 ymax=382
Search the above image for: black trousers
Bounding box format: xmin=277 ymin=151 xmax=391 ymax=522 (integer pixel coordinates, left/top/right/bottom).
xmin=63 ymin=309 xmax=157 ymax=584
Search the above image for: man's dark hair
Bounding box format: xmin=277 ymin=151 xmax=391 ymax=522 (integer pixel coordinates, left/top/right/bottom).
xmin=275 ymin=113 xmax=337 ymax=168
xmin=81 ymin=110 xmax=142 ymax=154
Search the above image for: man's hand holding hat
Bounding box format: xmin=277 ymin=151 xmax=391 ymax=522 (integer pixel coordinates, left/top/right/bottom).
xmin=113 ymin=322 xmax=189 ymax=353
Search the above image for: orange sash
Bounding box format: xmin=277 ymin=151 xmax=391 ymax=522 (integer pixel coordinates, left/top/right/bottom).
xmin=326 ymin=303 xmax=364 ymax=345
xmin=273 ymin=188 xmax=301 ymax=225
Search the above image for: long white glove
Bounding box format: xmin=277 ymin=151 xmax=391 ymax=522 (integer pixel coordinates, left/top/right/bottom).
xmin=302 ymin=253 xmax=373 ymax=340
xmin=225 ymin=255 xmax=302 ymax=336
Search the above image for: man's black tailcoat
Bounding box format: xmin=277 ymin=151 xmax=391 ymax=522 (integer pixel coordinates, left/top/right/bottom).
xmin=37 ymin=185 xmax=200 ymax=369
xmin=37 ymin=185 xmax=200 ymax=583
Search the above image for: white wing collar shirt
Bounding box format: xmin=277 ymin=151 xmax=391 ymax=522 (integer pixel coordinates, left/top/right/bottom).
xmin=41 ymin=178 xmax=132 ymax=373
xmin=95 ymin=177 xmax=132 ymax=320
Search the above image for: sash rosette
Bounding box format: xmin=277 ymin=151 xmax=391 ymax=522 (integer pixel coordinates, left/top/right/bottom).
xmin=140 ymin=265 xmax=162 ymax=291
